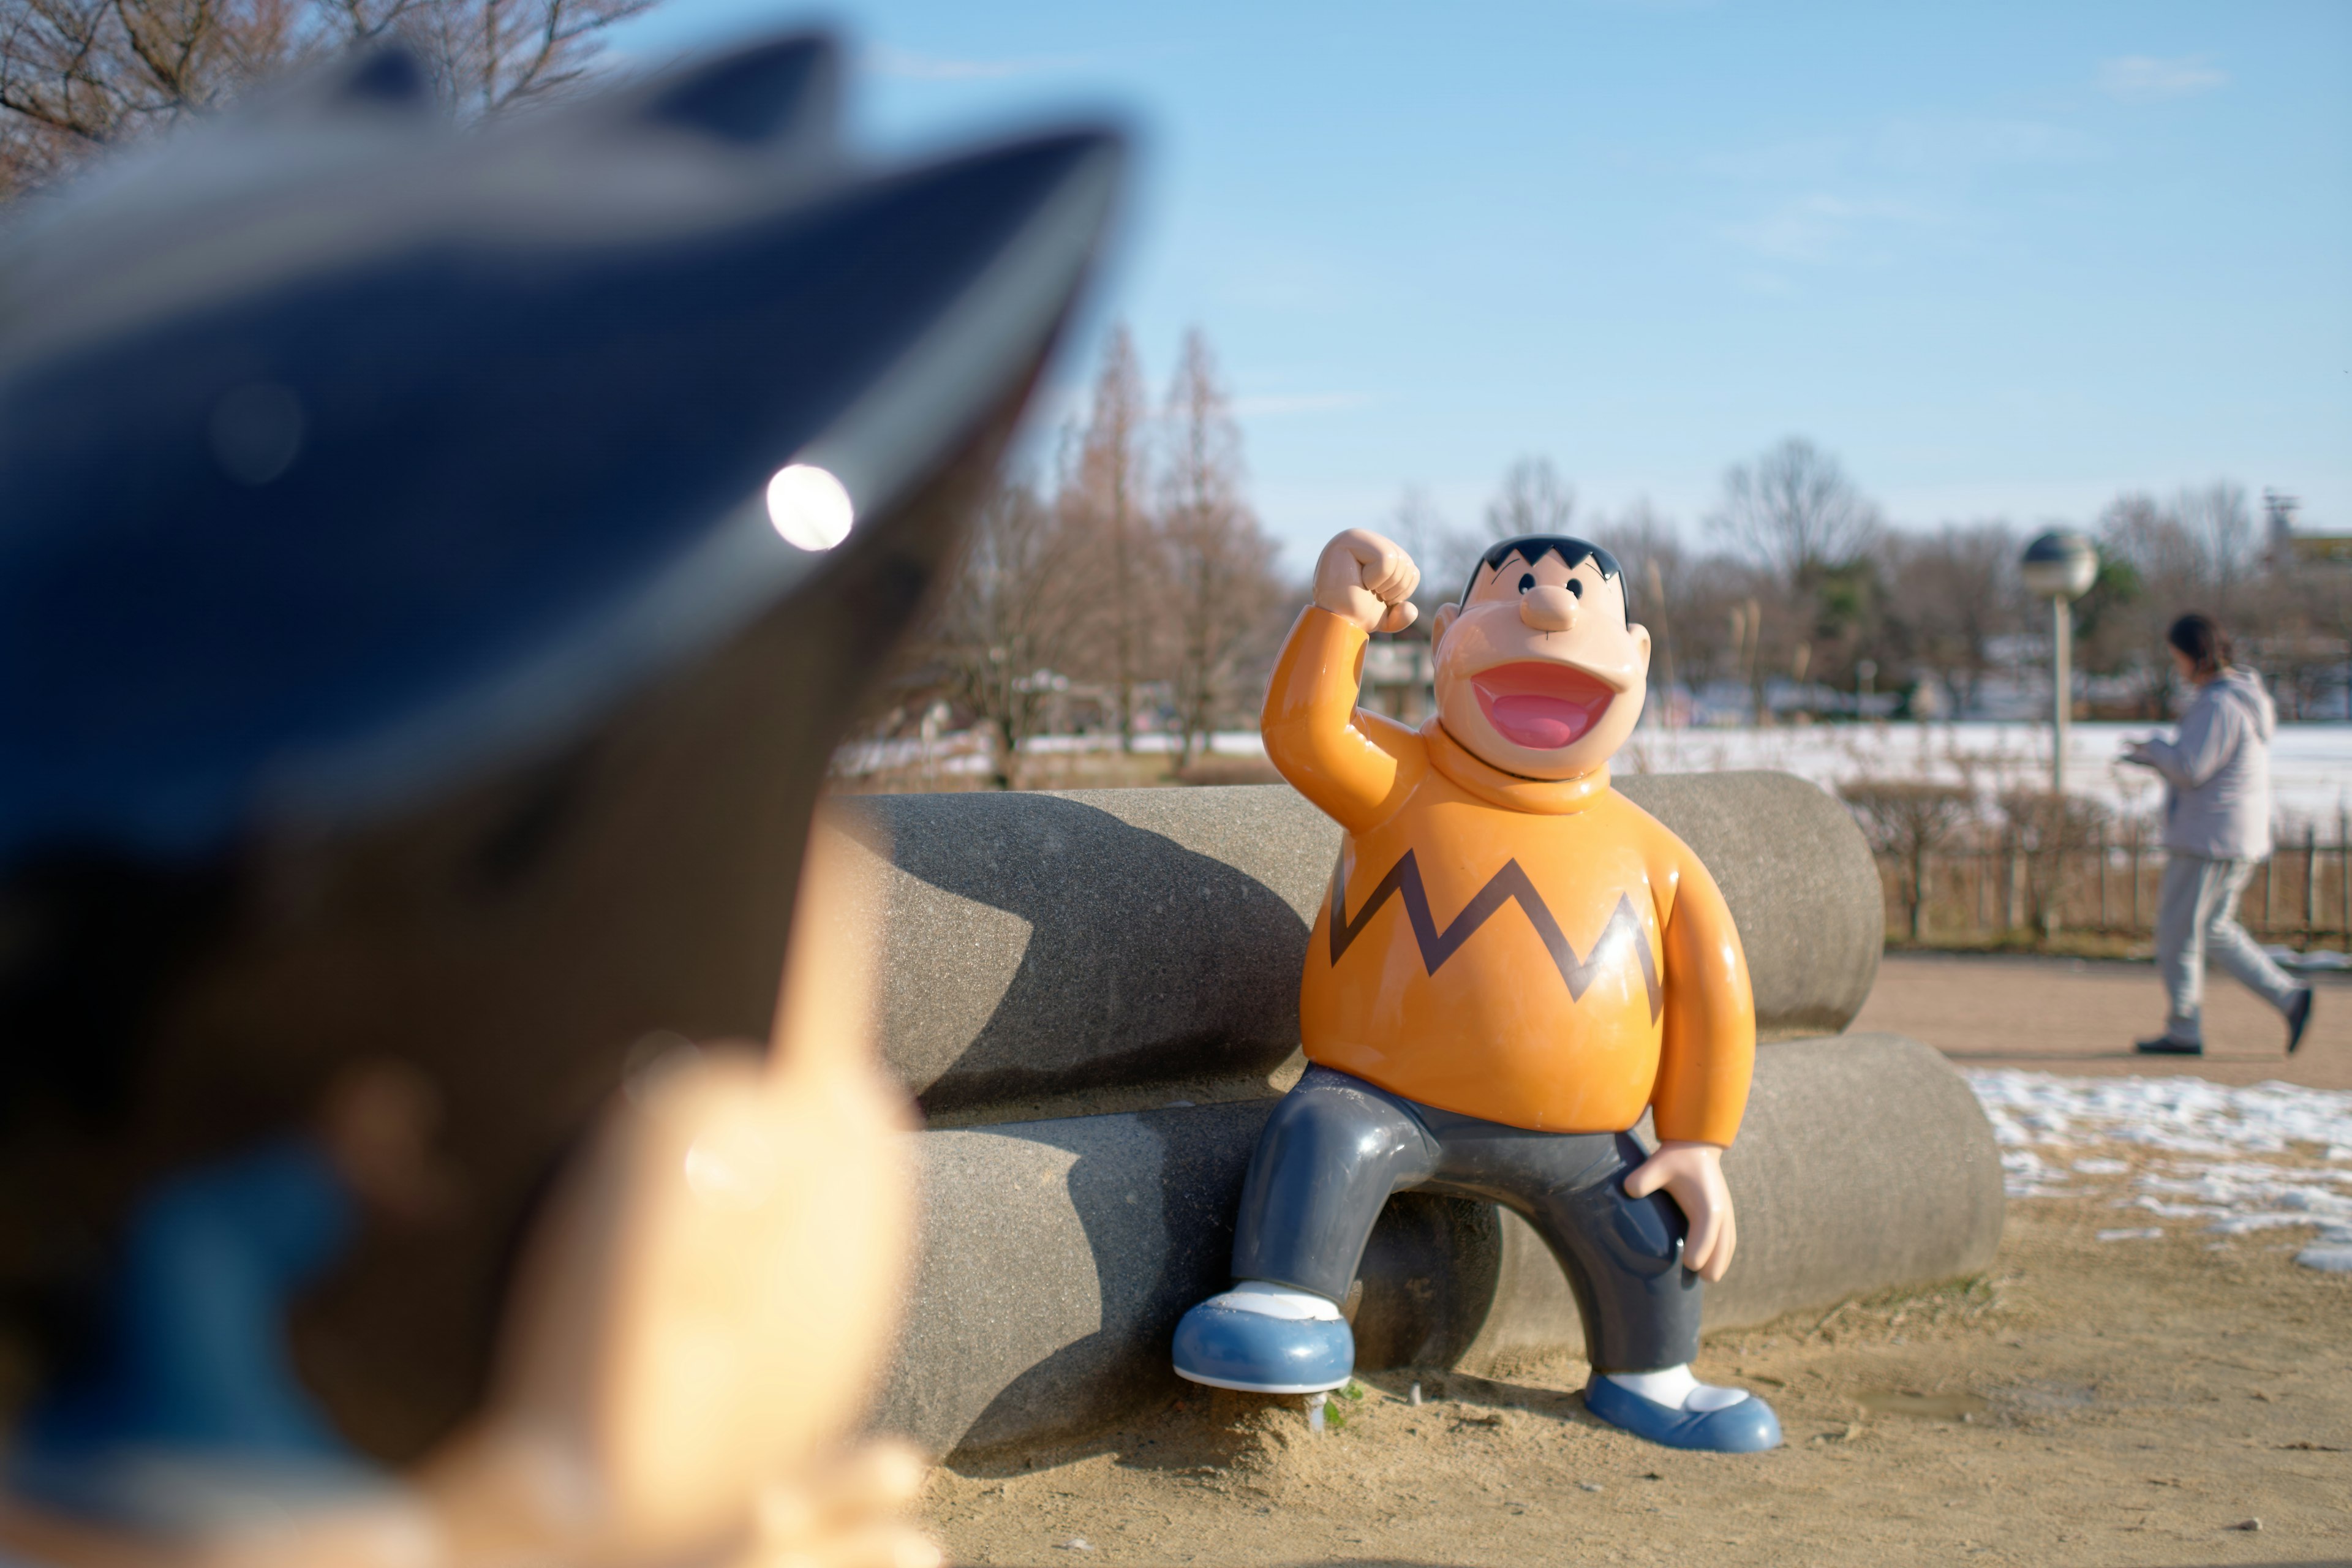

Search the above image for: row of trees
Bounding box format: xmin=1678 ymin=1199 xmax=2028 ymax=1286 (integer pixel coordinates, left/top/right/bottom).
xmin=908 ymin=368 xmax=2346 ymax=788
xmin=1384 ymin=440 xmax=2347 ymax=725
xmin=0 ymin=0 xmax=649 ymax=192
xmin=919 ymin=326 xmax=1289 ymax=787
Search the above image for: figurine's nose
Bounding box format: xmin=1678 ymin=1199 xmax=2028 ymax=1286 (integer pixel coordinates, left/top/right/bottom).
xmin=1521 ymin=584 xmax=1578 ymax=632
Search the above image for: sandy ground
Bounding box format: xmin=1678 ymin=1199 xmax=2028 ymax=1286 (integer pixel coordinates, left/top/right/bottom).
xmin=1855 ymin=954 xmax=2351 ymax=1090
xmin=921 ymin=958 xmax=2352 ymax=1567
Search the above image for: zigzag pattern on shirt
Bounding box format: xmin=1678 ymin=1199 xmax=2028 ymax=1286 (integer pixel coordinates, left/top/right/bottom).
xmin=1327 ymin=848 xmax=1664 ymax=1022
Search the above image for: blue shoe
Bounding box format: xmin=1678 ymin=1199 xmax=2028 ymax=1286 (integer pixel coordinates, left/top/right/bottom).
xmin=1583 ymin=1376 xmax=1782 ymax=1452
xmin=1172 ymin=1283 xmax=1353 ymax=1394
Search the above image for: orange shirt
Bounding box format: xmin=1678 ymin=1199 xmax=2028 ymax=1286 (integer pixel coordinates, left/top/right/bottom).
xmin=1265 ymin=608 xmax=1755 ymax=1144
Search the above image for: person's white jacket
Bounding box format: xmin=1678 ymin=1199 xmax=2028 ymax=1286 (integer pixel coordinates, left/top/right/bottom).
xmin=2135 ymin=668 xmax=2276 ymax=860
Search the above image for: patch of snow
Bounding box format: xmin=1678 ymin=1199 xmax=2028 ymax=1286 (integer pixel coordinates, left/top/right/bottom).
xmin=2095 ymin=1227 xmax=2164 ymax=1242
xmin=1967 ymin=1069 xmax=2352 ymax=1272
xmin=1969 ymin=1070 xmax=2352 ymax=1158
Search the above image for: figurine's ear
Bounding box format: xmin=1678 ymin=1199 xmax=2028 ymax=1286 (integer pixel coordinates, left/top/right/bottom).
xmin=1631 ymin=621 xmax=1652 ymax=674
xmin=235 ymin=42 xmax=435 ymax=121
xmin=329 ymin=47 xmax=432 ymax=109
xmin=1430 ymin=600 xmax=1459 ymax=650
xmin=644 ymin=34 xmax=840 ymax=149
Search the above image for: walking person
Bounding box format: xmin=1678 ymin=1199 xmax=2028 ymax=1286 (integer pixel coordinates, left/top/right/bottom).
xmin=2120 ymin=613 xmax=2315 ymax=1055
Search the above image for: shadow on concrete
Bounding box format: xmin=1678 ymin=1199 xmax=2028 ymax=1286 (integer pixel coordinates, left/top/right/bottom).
xmin=871 ymin=793 xmax=1315 ymax=1112
xmin=947 ymin=1104 xmax=1511 ymax=1466
xmin=952 ymin=1101 xmax=1265 ymax=1460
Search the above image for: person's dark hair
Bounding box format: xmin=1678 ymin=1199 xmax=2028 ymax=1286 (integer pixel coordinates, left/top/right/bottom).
xmin=2165 ymin=613 xmax=2233 ymax=678
xmin=1461 ymin=535 xmax=1632 ymax=626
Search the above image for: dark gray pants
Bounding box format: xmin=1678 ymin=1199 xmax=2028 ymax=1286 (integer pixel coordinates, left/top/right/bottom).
xmin=1232 ymin=1065 xmax=1701 ymax=1373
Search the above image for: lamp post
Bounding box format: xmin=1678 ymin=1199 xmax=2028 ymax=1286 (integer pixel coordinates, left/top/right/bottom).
xmin=2019 ymin=530 xmax=2098 ymax=796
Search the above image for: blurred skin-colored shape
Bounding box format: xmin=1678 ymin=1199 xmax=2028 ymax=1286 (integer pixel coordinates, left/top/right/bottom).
xmin=0 ymin=826 xmax=935 ymax=1568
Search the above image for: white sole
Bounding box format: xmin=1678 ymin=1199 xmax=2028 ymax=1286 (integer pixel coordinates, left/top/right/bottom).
xmin=1174 ymin=1368 xmax=1350 ymax=1395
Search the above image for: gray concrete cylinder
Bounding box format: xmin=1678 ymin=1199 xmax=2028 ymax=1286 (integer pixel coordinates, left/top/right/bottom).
xmin=1460 ymin=1033 xmax=2005 ymax=1366
xmin=874 ymin=1031 xmax=2001 ymax=1460
xmin=825 ymin=771 xmax=1883 ymax=1117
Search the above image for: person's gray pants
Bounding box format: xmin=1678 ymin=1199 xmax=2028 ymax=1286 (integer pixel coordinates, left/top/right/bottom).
xmin=1231 ymin=1065 xmax=1701 ymax=1374
xmin=2155 ymin=853 xmax=2300 ymax=1041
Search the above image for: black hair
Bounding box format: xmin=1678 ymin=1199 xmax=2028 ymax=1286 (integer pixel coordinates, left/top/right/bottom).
xmin=1460 ymin=535 xmax=1632 ymax=625
xmin=2165 ymin=613 xmax=2233 ymax=677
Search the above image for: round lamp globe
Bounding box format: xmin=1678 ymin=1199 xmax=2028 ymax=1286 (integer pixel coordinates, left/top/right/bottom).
xmin=2019 ymin=529 xmax=2097 ymax=600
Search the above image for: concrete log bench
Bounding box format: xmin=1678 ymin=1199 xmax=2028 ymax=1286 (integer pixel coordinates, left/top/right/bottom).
xmin=819 ymin=775 xmax=2004 ymax=1460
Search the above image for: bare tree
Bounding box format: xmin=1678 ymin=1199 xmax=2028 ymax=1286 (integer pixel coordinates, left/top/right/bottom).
xmin=1062 ymin=323 xmax=1156 ymax=752
xmin=1885 ymin=521 xmax=2016 ymax=716
xmin=1706 ymin=437 xmax=1882 ymax=587
xmin=1160 ymin=328 xmax=1282 ymax=766
xmin=1590 ymin=500 xmax=1683 ymax=703
xmin=406 ymin=0 xmax=652 ymax=115
xmin=1997 ymin=788 xmax=2109 ymax=937
xmin=2174 ymin=481 xmax=2256 ymax=616
xmin=2087 ymin=488 xmax=2262 ymax=718
xmin=1385 ymin=483 xmax=1483 ymax=615
xmin=1840 ymin=779 xmax=1975 ymax=940
xmin=1485 ymin=455 xmax=1575 ymax=541
xmin=0 ymin=0 xmax=652 ymax=192
xmin=1704 ymin=437 xmax=1888 ymax=707
xmin=928 ymin=474 xmax=1093 ymax=790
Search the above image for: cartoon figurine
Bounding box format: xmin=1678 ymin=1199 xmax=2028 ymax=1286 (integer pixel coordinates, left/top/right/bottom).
xmin=1172 ymin=528 xmax=1780 ymax=1452
xmin=0 ymin=23 xmax=1121 ymax=1562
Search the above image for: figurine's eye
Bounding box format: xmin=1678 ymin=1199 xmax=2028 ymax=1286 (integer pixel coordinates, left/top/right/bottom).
xmin=1517 ymin=573 xmax=1534 ymax=594
xmin=1567 ymin=579 xmax=1584 ymax=599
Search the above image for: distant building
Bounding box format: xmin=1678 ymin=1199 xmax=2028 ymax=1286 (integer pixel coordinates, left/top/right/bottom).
xmin=2265 ymin=490 xmax=2352 ymax=569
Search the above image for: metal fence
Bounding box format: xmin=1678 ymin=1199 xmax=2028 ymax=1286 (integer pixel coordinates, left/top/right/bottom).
xmin=1872 ymin=824 xmax=2352 ymax=946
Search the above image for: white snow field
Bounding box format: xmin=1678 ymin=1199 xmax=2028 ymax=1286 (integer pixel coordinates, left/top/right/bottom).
xmin=1619 ymin=720 xmax=2352 ymax=827
xmin=839 ymin=720 xmax=2352 ymax=827
xmin=1967 ymin=1069 xmax=2352 ymax=1273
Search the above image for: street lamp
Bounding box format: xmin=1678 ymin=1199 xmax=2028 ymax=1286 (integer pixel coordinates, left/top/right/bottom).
xmin=2019 ymin=530 xmax=2098 ymax=795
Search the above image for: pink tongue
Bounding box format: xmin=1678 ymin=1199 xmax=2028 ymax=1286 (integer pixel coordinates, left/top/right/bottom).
xmin=1488 ymin=694 xmax=1589 ymax=749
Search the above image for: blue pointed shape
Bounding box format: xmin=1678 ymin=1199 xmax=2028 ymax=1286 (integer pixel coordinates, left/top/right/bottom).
xmin=1172 ymin=1302 xmax=1354 ymax=1395
xmin=1582 ymin=1377 xmax=1784 ymax=1453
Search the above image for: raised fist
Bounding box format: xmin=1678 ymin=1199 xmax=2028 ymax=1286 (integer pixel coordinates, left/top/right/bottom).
xmin=1313 ymin=529 xmax=1420 ymax=635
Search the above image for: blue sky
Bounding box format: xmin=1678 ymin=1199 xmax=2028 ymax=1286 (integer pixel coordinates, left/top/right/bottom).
xmin=612 ymin=1 xmax=2352 ymax=573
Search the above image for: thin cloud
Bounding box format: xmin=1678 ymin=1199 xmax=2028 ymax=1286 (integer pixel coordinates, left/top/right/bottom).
xmin=1722 ymin=193 xmax=1941 ymax=266
xmin=2097 ymin=55 xmax=2229 ymax=103
xmin=1704 ymin=119 xmax=2093 ymax=183
xmin=868 ymin=44 xmax=1091 ymax=81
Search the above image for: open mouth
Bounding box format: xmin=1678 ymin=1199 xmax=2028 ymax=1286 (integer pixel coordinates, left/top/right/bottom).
xmin=1471 ymin=662 xmax=1616 ymax=751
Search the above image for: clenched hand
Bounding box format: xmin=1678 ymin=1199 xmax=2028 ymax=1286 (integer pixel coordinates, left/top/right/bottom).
xmin=1624 ymin=1139 xmax=1737 ymax=1283
xmin=1314 ymin=529 xmax=1420 ymax=635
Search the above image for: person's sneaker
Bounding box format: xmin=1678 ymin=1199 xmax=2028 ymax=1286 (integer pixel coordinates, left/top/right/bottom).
xmin=1171 ymin=1282 xmax=1352 ymax=1395
xmin=2285 ymin=987 xmax=2315 ymax=1055
xmin=2134 ymin=1036 xmax=2202 ymax=1055
xmin=1583 ymin=1376 xmax=1782 ymax=1453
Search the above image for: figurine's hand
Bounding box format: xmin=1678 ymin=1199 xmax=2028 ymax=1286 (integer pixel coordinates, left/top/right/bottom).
xmin=1624 ymin=1140 xmax=1736 ymax=1283
xmin=1313 ymin=529 xmax=1420 ymax=635
xmin=733 ymin=1441 xmax=943 ymax=1568
xmin=406 ymin=820 xmax=918 ymax=1562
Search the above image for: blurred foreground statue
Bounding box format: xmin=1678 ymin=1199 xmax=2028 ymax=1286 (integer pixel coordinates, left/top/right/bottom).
xmin=0 ymin=31 xmax=1120 ymax=1564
